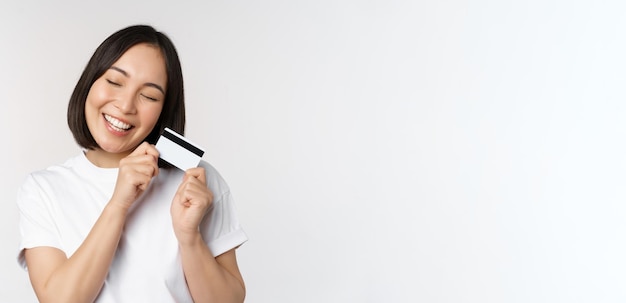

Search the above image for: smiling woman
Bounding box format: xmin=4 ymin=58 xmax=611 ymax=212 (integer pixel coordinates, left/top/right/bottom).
xmin=16 ymin=25 xmax=247 ymax=303
xmin=67 ymin=26 xmax=185 ymax=155
xmin=84 ymin=44 xmax=166 ymax=168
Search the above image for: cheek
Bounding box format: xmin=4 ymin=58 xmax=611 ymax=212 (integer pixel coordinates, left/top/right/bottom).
xmin=142 ymin=103 xmax=164 ymax=126
xmin=86 ymin=82 xmax=112 ymax=108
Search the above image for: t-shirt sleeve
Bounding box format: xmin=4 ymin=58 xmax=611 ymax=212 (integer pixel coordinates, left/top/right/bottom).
xmin=199 ymin=163 xmax=247 ymax=257
xmin=202 ymin=190 xmax=248 ymax=257
xmin=16 ymin=174 xmax=63 ymax=270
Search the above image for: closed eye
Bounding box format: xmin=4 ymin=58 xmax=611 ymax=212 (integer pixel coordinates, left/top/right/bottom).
xmin=106 ymin=79 xmax=121 ymax=86
xmin=141 ymin=94 xmax=158 ymax=101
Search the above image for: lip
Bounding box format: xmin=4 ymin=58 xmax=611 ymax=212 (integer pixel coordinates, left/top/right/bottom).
xmin=102 ymin=114 xmax=134 ymax=137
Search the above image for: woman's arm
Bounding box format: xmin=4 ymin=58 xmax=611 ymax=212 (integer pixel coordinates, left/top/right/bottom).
xmin=171 ymin=167 xmax=246 ymax=303
xmin=24 ymin=203 xmax=127 ymax=303
xmin=180 ymin=238 xmax=246 ymax=303
xmin=24 ymin=143 xmax=160 ymax=303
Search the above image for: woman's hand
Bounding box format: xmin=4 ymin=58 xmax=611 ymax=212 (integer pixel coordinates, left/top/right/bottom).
xmin=171 ymin=167 xmax=213 ymax=244
xmin=110 ymin=142 xmax=160 ymax=211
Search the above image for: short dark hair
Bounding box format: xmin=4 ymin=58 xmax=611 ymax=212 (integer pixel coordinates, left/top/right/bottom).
xmin=67 ymin=24 xmax=185 ymax=149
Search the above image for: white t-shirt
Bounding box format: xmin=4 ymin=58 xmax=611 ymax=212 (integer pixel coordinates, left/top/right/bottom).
xmin=17 ymin=152 xmax=247 ymax=302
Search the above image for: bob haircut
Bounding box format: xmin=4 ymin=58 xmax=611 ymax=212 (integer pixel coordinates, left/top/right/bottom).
xmin=67 ymin=24 xmax=185 ymax=150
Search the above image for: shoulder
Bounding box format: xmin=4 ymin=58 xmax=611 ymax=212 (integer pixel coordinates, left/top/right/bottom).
xmin=21 ymin=155 xmax=83 ymax=188
xmin=198 ymin=160 xmax=222 ymax=180
xmin=17 ymin=154 xmax=86 ymax=203
xmin=198 ymin=160 xmax=231 ymax=200
xmin=17 ymin=169 xmax=58 ymax=212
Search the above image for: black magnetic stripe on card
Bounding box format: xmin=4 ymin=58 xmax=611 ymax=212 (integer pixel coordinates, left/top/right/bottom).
xmin=161 ymin=129 xmax=205 ymax=157
xmin=158 ymin=157 xmax=175 ymax=168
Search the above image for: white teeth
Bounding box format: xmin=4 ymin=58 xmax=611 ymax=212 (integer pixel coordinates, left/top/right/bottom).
xmin=104 ymin=114 xmax=132 ymax=131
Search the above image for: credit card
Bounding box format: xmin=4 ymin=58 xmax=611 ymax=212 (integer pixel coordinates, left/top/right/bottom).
xmin=155 ymin=127 xmax=205 ymax=171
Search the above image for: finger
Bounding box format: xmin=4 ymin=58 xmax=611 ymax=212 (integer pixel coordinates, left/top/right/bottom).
xmin=176 ymin=178 xmax=211 ymax=201
xmin=122 ymin=153 xmax=159 ymax=177
xmin=144 ymin=144 xmax=160 ymax=160
xmin=130 ymin=142 xmax=160 ymax=162
xmin=142 ymin=145 xmax=160 ymax=176
xmin=134 ymin=163 xmax=158 ymax=179
xmin=135 ymin=174 xmax=153 ymax=191
xmin=122 ymin=153 xmax=157 ymax=165
xmin=173 ymin=176 xmax=188 ymax=200
xmin=121 ymin=166 xmax=153 ymax=190
xmin=185 ymin=167 xmax=206 ymax=184
xmin=129 ymin=141 xmax=152 ymax=156
xmin=183 ymin=182 xmax=213 ymax=203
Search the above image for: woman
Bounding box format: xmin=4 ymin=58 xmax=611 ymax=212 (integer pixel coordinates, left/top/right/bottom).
xmin=17 ymin=25 xmax=247 ymax=303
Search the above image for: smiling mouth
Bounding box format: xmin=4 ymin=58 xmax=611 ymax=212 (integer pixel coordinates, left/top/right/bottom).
xmin=104 ymin=114 xmax=134 ymax=132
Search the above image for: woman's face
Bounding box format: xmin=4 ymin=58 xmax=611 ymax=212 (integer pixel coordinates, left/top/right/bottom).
xmin=85 ymin=43 xmax=167 ymax=156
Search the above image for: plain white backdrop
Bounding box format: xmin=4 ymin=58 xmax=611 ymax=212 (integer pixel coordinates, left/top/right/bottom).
xmin=2 ymin=0 xmax=626 ymax=302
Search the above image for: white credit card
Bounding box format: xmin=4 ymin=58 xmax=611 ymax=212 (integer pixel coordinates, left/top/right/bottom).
xmin=155 ymin=127 xmax=205 ymax=171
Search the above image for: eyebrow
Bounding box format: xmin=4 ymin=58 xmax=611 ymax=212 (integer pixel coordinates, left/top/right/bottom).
xmin=109 ymin=66 xmax=166 ymax=95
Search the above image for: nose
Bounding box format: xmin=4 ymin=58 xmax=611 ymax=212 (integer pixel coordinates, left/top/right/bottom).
xmin=115 ymin=92 xmax=137 ymax=114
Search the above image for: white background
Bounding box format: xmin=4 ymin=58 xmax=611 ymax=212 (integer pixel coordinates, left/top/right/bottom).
xmin=2 ymin=0 xmax=626 ymax=302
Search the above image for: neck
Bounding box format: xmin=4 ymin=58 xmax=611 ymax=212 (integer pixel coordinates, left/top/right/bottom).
xmin=85 ymin=148 xmax=131 ymax=168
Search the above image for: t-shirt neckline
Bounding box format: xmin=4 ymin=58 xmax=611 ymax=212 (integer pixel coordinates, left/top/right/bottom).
xmin=76 ymin=151 xmax=119 ymax=180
